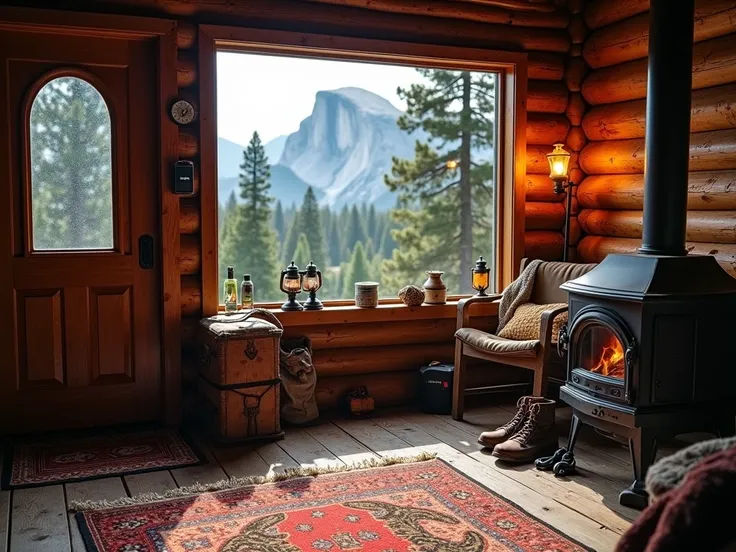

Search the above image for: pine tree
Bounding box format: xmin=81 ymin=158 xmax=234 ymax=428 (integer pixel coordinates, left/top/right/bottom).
xmin=342 ymin=241 xmax=373 ymax=297
xmin=30 ymin=77 xmax=113 ymax=249
xmin=292 ymin=233 xmax=312 ymax=267
xmin=297 ymin=187 xmax=327 ymax=267
xmin=282 ymin=210 xmax=301 ymax=264
xmin=219 ymin=131 xmax=280 ymax=301
xmin=345 ymin=205 xmax=366 ymax=253
xmin=272 ymin=200 xmax=285 ymax=242
xmin=384 ymin=69 xmax=496 ymax=293
xmin=366 ymin=205 xmax=378 ymax=243
xmin=327 ymin=217 xmax=342 ymax=266
xmin=218 ymin=191 xmax=238 ymax=283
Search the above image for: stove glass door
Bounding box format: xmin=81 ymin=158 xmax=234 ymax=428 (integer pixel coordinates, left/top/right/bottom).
xmin=578 ymin=326 xmax=625 ymax=380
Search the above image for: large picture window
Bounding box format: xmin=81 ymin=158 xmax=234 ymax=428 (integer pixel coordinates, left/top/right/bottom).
xmin=216 ymin=51 xmax=501 ymax=303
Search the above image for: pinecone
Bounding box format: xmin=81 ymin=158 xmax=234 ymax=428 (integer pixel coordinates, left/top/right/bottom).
xmin=398 ymin=285 xmax=425 ymax=306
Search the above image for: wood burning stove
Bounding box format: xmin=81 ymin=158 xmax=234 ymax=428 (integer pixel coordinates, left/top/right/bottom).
xmin=548 ymin=1 xmax=736 ymax=510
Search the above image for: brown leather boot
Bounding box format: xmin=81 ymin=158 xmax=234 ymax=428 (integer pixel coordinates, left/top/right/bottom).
xmin=491 ymin=399 xmax=558 ymax=463
xmin=478 ymin=396 xmax=546 ymax=448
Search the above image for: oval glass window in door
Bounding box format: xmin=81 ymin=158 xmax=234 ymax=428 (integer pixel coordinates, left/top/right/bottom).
xmin=29 ymin=76 xmax=114 ymax=250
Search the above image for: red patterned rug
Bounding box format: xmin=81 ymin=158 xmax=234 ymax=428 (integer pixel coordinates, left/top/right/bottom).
xmin=76 ymin=458 xmax=591 ymax=552
xmin=2 ymin=427 xmax=204 ymax=489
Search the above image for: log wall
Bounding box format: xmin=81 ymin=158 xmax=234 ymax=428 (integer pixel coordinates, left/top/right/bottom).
xmin=577 ymin=0 xmax=736 ymax=276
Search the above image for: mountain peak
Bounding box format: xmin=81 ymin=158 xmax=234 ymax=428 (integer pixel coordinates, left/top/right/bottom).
xmin=317 ymin=87 xmax=402 ymax=118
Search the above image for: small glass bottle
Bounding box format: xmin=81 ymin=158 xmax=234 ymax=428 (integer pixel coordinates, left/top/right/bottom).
xmin=223 ymin=266 xmax=238 ymax=313
xmin=241 ymin=274 xmax=254 ymax=310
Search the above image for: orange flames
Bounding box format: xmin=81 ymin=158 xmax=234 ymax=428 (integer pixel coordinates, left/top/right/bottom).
xmin=591 ymin=335 xmax=625 ymax=378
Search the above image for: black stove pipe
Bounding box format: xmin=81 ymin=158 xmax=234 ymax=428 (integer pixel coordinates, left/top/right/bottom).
xmin=638 ymin=0 xmax=695 ymax=257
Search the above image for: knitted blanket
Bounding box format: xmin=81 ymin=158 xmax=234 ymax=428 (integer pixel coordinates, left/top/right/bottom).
xmin=497 ymin=259 xmax=543 ymax=333
xmin=615 ymin=442 xmax=736 ymax=552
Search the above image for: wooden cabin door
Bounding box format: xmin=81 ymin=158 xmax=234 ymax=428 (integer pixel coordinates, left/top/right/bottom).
xmin=0 ymin=29 xmax=163 ymax=433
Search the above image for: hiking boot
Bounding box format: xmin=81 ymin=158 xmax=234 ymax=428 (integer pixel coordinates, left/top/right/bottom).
xmin=492 ymin=398 xmax=558 ymax=463
xmin=478 ymin=396 xmax=546 ymax=449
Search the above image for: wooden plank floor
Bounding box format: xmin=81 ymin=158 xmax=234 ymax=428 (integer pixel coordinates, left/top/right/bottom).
xmin=0 ymin=404 xmax=698 ymax=552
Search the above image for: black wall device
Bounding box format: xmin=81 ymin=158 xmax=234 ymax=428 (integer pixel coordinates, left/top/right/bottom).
xmin=174 ymin=160 xmax=195 ymax=194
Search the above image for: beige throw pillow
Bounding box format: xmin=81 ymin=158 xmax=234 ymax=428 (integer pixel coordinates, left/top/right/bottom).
xmin=497 ymin=303 xmax=568 ymax=342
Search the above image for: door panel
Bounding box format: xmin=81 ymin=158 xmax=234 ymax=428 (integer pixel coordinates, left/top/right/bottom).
xmin=0 ymin=29 xmax=162 ymax=433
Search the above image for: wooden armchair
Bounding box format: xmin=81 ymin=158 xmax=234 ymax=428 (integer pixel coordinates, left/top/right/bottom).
xmin=452 ymin=259 xmax=596 ymax=420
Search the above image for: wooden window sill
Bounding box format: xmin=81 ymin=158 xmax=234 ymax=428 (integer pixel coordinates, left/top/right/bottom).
xmin=267 ymin=300 xmax=499 ymax=327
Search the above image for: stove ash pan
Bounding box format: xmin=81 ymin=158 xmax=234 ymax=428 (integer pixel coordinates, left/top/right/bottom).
xmin=559 ymin=253 xmax=736 ymax=412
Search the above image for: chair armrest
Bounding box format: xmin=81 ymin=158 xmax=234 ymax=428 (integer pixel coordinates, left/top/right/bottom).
xmin=539 ymin=305 xmax=568 ymax=357
xmin=456 ymin=294 xmax=502 ymax=330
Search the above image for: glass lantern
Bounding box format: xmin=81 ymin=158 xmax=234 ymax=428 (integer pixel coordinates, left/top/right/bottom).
xmin=547 ymin=143 xmax=571 ymax=194
xmin=279 ymin=261 xmax=304 ymax=311
xmin=471 ymin=256 xmax=491 ymax=296
xmin=300 ymin=260 xmax=324 ymax=311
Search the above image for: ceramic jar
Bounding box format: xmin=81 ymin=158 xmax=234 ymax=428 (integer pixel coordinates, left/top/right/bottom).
xmin=355 ymin=281 xmax=379 ymax=308
xmin=422 ymin=271 xmax=447 ymax=304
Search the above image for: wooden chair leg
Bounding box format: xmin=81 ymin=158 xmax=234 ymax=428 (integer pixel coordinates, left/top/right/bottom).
xmin=452 ymin=341 xmax=466 ymax=420
xmin=532 ymin=366 xmax=548 ymax=397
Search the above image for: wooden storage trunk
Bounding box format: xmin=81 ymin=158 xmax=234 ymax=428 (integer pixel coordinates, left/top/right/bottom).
xmin=198 ymin=310 xmax=284 ymax=443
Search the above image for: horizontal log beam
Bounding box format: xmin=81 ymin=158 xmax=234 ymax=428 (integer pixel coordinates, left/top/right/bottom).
xmin=282 ymin=317 xmax=458 ymax=349
xmin=524 ymin=230 xmax=564 ymax=260
xmin=299 ymin=0 xmax=570 ymax=27
xmin=314 ymin=343 xmax=454 ymax=377
xmin=578 ymin=171 xmax=736 ymax=210
xmin=579 ymin=209 xmax=736 ymax=243
xmin=577 ymin=235 xmax=736 ymax=277
xmin=582 ymin=83 xmax=736 ymax=141
xmin=181 ymin=274 xmax=202 ymax=317
xmin=94 ymin=0 xmax=570 ymax=52
xmin=180 ymin=198 xmax=201 ymax=234
xmin=528 ymin=52 xmax=566 ymax=81
xmin=526 ymin=113 xmax=570 ymax=145
xmin=180 ymin=234 xmax=201 ymax=275
xmin=565 ymin=92 xmax=585 ymax=126
xmin=584 ymin=0 xmax=648 ymax=30
xmin=582 ymin=33 xmax=736 ymax=105
xmin=177 ymin=53 xmax=196 ymax=88
xmin=177 ymin=21 xmax=197 ymax=49
xmin=315 ymin=370 xmax=418 ymax=410
xmin=584 ymin=1 xmax=736 ymax=69
xmin=179 ymin=129 xmax=198 ymax=158
xmin=526 ymin=174 xmax=564 ymax=202
xmin=528 ymin=80 xmax=569 ymax=114
xmin=525 ymin=201 xmax=566 ymax=230
xmin=579 ymin=129 xmax=736 ymax=174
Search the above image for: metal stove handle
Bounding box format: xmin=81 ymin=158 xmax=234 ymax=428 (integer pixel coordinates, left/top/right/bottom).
xmin=557 ymin=324 xmax=569 ymax=358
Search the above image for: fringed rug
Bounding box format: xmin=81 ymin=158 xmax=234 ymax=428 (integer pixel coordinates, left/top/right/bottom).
xmin=74 ymin=457 xmax=591 ymax=552
xmin=2 ymin=427 xmax=204 ymax=489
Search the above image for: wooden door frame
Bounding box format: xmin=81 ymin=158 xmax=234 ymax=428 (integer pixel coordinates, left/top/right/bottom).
xmin=197 ymin=25 xmax=527 ymax=315
xmin=0 ymin=7 xmax=182 ymax=425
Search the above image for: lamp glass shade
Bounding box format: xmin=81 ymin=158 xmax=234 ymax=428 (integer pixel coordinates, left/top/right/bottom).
xmin=303 ymin=274 xmax=321 ymax=292
xmin=472 ymin=271 xmax=490 ymax=292
xmin=547 ymin=143 xmax=571 ymax=180
xmin=282 ymin=275 xmax=302 ymax=293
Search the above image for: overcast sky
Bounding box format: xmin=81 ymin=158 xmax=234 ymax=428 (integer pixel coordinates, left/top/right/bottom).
xmin=216 ymin=51 xmax=429 ymax=146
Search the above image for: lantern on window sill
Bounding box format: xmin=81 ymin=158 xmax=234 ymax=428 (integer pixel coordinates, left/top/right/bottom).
xmin=280 ymin=261 xmax=303 ymax=311
xmin=300 ymin=260 xmax=323 ymax=311
xmin=471 ymin=256 xmax=491 ymax=296
xmin=547 ymin=143 xmax=571 ymax=195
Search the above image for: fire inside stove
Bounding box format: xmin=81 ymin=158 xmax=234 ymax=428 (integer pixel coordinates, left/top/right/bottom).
xmin=580 ymin=326 xmax=625 ymax=379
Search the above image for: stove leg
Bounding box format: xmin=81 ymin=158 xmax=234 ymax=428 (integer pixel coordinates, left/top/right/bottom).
xmin=567 ymin=414 xmax=582 ymax=453
xmin=620 ymin=427 xmax=657 ymax=510
xmin=716 ymin=416 xmax=735 ymax=438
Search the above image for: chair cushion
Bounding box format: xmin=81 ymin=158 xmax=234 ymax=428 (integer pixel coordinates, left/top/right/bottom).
xmin=497 ymin=302 xmax=567 ymax=342
xmin=530 ymin=261 xmax=597 ymax=305
xmin=455 ymin=328 xmax=539 ymax=358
